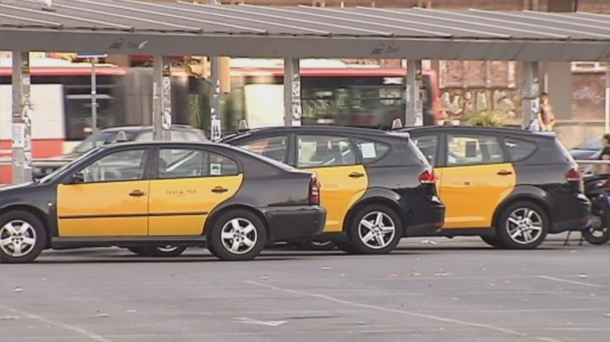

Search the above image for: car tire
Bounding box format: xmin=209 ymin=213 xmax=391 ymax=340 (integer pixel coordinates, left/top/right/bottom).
xmin=479 ymin=236 xmax=506 ymax=248
xmin=127 ymin=247 xmax=149 ymax=256
xmin=0 ymin=210 xmax=46 ymax=263
xmin=144 ymin=246 xmax=187 ymax=257
xmin=207 ymin=209 xmax=267 ymax=261
xmin=346 ymin=204 xmax=402 ymax=254
xmin=496 ymin=201 xmax=549 ymax=249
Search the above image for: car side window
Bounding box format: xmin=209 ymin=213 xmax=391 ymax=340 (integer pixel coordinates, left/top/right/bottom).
xmin=353 ymin=138 xmax=390 ymax=164
xmin=236 ymin=136 xmax=288 ymax=163
xmin=411 ymin=135 xmax=438 ymax=166
xmin=79 ymin=148 xmax=148 ymax=183
xmin=296 ymin=135 xmax=356 ymax=168
xmin=504 ymin=138 xmax=537 ymax=161
xmin=159 ymin=148 xmax=239 ymax=179
xmin=446 ymin=134 xmax=504 ymax=166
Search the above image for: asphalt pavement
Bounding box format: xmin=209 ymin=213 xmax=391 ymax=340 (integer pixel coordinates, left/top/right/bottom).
xmin=1 ymin=234 xmax=609 ymax=342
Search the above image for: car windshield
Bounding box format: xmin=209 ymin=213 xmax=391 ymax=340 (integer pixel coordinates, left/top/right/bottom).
xmin=73 ymin=130 xmax=139 ymax=153
xmin=37 ymin=147 xmax=102 ymax=184
xmin=573 ymin=136 xmax=602 ymax=151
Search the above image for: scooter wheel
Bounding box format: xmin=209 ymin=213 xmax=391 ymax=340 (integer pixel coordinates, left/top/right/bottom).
xmin=582 ymin=201 xmax=610 ymax=245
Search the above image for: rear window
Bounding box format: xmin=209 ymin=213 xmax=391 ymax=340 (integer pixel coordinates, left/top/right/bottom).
xmin=353 ymin=138 xmax=391 ymax=164
xmin=503 ymin=138 xmax=537 ymax=161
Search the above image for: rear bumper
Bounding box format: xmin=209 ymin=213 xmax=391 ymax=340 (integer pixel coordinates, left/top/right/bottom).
xmin=550 ymin=196 xmax=592 ymax=233
xmin=263 ymin=206 xmax=326 ymax=243
xmin=404 ymin=198 xmax=445 ymax=237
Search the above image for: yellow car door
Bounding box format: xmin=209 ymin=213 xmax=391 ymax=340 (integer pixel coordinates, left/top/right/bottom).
xmin=296 ymin=134 xmax=368 ymax=232
xmin=147 ymin=147 xmax=243 ymax=236
xmin=57 ymin=147 xmax=151 ymax=237
xmin=439 ymin=133 xmax=516 ymax=229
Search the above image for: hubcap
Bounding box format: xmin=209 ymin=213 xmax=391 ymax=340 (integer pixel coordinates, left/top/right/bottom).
xmin=506 ymin=208 xmax=543 ymax=245
xmin=220 ymin=218 xmax=257 ymax=255
xmin=0 ymin=220 xmax=37 ymax=258
xmin=357 ymin=211 xmax=396 ymax=249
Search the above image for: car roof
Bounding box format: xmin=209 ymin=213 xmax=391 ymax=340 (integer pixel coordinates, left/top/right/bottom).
xmin=100 ymin=125 xmax=199 ymax=133
xmin=224 ymin=125 xmax=410 ymax=140
xmin=400 ymin=125 xmax=555 ymax=140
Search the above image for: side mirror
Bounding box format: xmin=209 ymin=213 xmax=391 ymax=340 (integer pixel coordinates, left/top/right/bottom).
xmin=70 ymin=172 xmax=85 ymax=184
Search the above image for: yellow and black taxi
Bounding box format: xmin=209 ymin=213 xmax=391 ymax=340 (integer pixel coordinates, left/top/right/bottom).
xmin=401 ymin=125 xmax=592 ymax=249
xmin=220 ymin=125 xmax=446 ymax=254
xmin=0 ymin=140 xmax=326 ymax=263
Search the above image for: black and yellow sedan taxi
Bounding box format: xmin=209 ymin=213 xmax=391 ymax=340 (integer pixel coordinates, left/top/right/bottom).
xmin=403 ymin=125 xmax=592 ymax=249
xmin=221 ymin=125 xmax=446 ymax=254
xmin=0 ymin=140 xmax=326 ymax=263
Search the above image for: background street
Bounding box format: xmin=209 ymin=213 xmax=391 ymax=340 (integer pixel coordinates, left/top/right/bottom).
xmin=1 ymin=234 xmax=609 ymax=342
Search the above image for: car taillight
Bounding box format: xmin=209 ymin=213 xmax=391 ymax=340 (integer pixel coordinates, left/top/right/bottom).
xmin=565 ymin=168 xmax=582 ymax=182
xmin=418 ymin=169 xmax=436 ymax=184
xmin=309 ymin=176 xmax=320 ymax=205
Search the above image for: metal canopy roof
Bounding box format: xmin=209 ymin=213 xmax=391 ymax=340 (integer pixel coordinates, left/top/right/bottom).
xmin=0 ymin=0 xmax=609 ymax=61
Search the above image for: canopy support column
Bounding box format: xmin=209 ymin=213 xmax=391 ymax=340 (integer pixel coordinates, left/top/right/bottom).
xmin=284 ymin=58 xmax=302 ymax=126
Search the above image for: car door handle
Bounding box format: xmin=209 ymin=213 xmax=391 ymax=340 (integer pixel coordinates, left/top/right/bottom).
xmin=497 ymin=170 xmax=513 ymax=176
xmin=349 ymin=172 xmax=365 ymax=178
xmin=211 ymin=186 xmax=228 ymax=193
xmin=129 ymin=190 xmax=146 ymax=197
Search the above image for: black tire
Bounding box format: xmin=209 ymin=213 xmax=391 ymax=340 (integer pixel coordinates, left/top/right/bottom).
xmin=127 ymin=247 xmax=150 ymax=256
xmin=582 ymin=201 xmax=610 ymax=245
xmin=206 ymin=209 xmax=267 ymax=261
xmin=346 ymin=204 xmax=402 ymax=254
xmin=479 ymin=235 xmax=506 ymax=248
xmin=143 ymin=246 xmax=187 ymax=257
xmin=0 ymin=210 xmax=46 ymax=263
xmin=496 ymin=201 xmax=549 ymax=249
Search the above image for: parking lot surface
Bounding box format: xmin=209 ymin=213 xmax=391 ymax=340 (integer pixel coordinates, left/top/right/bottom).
xmin=1 ymin=235 xmax=609 ymax=342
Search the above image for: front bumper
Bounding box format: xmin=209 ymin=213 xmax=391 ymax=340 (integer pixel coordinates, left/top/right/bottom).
xmin=264 ymin=206 xmax=326 ymax=243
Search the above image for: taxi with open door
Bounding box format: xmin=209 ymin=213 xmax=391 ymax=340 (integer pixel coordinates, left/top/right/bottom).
xmin=220 ymin=121 xmax=445 ymax=255
xmin=0 ymin=140 xmax=326 ymax=263
xmin=402 ymin=125 xmax=592 ymax=249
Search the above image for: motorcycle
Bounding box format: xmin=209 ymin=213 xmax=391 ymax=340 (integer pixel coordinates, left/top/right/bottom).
xmin=565 ymin=173 xmax=610 ymax=246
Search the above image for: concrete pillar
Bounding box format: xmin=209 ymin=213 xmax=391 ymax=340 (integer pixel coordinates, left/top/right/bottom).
xmin=11 ymin=51 xmax=33 ymax=184
xmin=544 ymin=62 xmax=572 ymax=120
xmin=522 ymin=62 xmax=540 ymax=128
xmin=152 ymin=56 xmax=172 ymax=141
xmin=283 ymin=58 xmax=302 ymax=126
xmin=604 ymin=58 xmax=610 ymax=133
xmin=405 ymin=60 xmax=423 ymax=127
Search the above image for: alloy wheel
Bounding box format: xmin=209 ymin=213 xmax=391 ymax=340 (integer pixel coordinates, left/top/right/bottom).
xmin=0 ymin=220 xmax=37 ymax=258
xmin=220 ymin=218 xmax=258 ymax=255
xmin=357 ymin=211 xmax=396 ymax=250
xmin=505 ymin=208 xmax=544 ymax=245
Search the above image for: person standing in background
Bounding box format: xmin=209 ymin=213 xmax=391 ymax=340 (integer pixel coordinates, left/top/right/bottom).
xmin=538 ymin=92 xmax=556 ymax=132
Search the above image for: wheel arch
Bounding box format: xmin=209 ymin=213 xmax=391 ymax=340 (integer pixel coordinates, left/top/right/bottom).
xmin=491 ymin=194 xmax=552 ymax=233
xmin=0 ymin=205 xmax=51 ymax=248
xmin=204 ymin=204 xmax=270 ymax=241
xmin=343 ymin=196 xmax=406 ymax=236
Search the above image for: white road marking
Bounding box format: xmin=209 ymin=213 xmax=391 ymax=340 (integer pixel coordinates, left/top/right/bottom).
xmin=234 ymin=317 xmax=287 ymax=326
xmin=537 ymin=276 xmax=609 ymax=288
xmin=246 ymin=280 xmax=562 ymax=342
xmin=0 ymin=305 xmax=113 ymax=342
